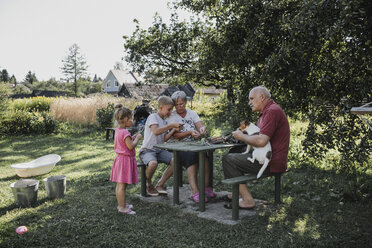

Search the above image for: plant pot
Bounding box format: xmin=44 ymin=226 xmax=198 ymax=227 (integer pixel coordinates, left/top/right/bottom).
xmin=43 ymin=175 xmax=66 ymax=199
xmin=10 ymin=179 xmax=39 ymax=207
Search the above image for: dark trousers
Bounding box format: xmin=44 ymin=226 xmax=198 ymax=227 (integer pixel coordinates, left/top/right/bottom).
xmin=222 ymin=150 xmax=270 ymax=179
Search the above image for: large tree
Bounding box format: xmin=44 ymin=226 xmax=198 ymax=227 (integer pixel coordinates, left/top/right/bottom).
xmin=1 ymin=69 xmax=9 ymax=82
xmin=25 ymin=71 xmax=38 ymax=84
xmin=61 ymin=43 xmax=88 ymax=96
xmin=124 ymin=0 xmax=371 ymax=171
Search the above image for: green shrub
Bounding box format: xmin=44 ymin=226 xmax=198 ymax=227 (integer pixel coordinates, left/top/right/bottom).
xmin=96 ymin=103 xmax=114 ymax=129
xmin=0 ymin=83 xmax=10 ymax=118
xmin=0 ymin=110 xmax=57 ymax=135
xmin=11 ymin=96 xmax=53 ymax=112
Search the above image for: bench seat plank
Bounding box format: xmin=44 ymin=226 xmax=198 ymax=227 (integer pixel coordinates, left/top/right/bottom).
xmin=222 ymin=170 xmax=288 ymax=220
xmin=222 ymin=174 xmax=271 ymax=184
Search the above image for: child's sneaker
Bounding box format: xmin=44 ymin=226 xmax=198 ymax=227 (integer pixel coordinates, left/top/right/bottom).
xmin=205 ymin=187 xmax=217 ymax=198
xmin=189 ymin=192 xmax=208 ymax=203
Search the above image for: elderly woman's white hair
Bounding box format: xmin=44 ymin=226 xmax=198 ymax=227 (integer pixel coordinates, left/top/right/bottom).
xmin=171 ymin=90 xmax=187 ymax=103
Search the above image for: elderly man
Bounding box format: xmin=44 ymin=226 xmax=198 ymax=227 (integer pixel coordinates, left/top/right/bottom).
xmin=222 ymin=86 xmax=290 ymax=209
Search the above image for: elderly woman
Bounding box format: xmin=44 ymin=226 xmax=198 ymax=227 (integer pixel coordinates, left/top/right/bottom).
xmin=167 ymin=91 xmax=216 ymax=203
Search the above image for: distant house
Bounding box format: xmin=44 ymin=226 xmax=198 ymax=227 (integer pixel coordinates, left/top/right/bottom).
xmin=196 ymin=87 xmax=225 ymax=101
xmin=102 ymin=69 xmax=168 ymax=99
xmin=122 ymin=84 xmax=169 ymax=99
xmin=103 ymin=70 xmax=141 ymax=94
xmin=102 ymin=69 xmax=224 ymax=100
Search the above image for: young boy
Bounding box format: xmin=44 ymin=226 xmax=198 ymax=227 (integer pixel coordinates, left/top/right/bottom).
xmin=139 ymin=96 xmax=182 ymax=196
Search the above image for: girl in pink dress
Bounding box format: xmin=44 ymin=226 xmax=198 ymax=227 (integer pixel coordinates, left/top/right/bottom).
xmin=110 ymin=104 xmax=142 ymax=215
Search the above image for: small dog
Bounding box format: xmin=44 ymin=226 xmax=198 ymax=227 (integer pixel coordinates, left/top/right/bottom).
xmin=239 ymin=120 xmax=272 ymax=178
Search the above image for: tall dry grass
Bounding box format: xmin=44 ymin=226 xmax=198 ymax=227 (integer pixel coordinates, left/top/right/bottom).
xmin=49 ymin=93 xmax=219 ymax=125
xmin=50 ymin=95 xmax=141 ymax=125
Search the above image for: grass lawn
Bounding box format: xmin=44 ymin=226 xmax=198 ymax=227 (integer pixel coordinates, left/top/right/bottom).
xmin=0 ymin=130 xmax=371 ymax=247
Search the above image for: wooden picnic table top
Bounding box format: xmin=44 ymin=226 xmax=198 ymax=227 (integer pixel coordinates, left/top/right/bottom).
xmin=154 ymin=141 xmax=244 ymax=152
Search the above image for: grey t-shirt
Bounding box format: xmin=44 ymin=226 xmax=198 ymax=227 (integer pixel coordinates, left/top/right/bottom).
xmin=140 ymin=113 xmax=168 ymax=151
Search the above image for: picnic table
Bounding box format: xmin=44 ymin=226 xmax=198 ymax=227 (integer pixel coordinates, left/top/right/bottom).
xmin=154 ymin=141 xmax=244 ymax=212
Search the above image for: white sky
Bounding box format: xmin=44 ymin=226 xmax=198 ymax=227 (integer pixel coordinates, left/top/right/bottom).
xmin=0 ymin=0 xmax=189 ymax=81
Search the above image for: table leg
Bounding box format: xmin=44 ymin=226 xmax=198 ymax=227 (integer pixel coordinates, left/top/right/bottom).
xmin=208 ymin=150 xmax=214 ymax=188
xmin=179 ymin=162 xmax=183 ymax=187
xmin=173 ymin=151 xmax=180 ymax=205
xmin=198 ymin=151 xmax=206 ymax=212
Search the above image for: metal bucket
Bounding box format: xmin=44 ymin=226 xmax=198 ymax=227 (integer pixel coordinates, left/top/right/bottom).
xmin=10 ymin=179 xmax=39 ymax=207
xmin=43 ymin=175 xmax=66 ymax=199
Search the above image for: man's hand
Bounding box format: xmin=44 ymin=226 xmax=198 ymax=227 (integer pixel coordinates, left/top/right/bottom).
xmin=232 ymin=130 xmax=245 ymax=141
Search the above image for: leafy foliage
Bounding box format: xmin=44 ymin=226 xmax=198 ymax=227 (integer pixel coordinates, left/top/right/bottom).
xmin=24 ymin=71 xmax=38 ymax=84
xmin=10 ymin=96 xmax=53 ymax=112
xmin=96 ymin=103 xmax=114 ymax=129
xmin=0 ymin=83 xmax=10 ymax=118
xmin=123 ymin=0 xmax=372 ymax=171
xmin=0 ymin=110 xmax=57 ymax=135
xmin=1 ymin=69 xmax=9 ymax=82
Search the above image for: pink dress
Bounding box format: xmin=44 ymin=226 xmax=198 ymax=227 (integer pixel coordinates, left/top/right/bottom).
xmin=110 ymin=128 xmax=139 ymax=184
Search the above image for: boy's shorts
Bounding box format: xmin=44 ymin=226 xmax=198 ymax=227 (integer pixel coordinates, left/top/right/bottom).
xmin=139 ymin=149 xmax=173 ymax=165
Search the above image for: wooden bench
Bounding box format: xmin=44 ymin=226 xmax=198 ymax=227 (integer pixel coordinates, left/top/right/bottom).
xmin=105 ymin=128 xmax=116 ymax=140
xmin=137 ymin=161 xmax=183 ymax=197
xmin=222 ymin=170 xmax=288 ymax=220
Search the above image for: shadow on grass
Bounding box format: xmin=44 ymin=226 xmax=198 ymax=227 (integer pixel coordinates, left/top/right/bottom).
xmin=0 ymin=197 xmax=53 ymax=217
xmin=0 ymin=174 xmax=19 ymax=182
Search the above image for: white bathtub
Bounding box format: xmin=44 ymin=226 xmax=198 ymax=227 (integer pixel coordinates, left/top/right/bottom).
xmin=11 ymin=154 xmax=61 ymax=178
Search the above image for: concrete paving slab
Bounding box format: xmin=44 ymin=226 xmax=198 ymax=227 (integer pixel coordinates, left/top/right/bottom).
xmin=136 ymin=184 xmax=270 ymax=225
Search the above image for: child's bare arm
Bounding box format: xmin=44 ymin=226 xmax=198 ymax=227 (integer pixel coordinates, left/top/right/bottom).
xmin=164 ymin=126 xmax=182 ymax=142
xmin=150 ymin=123 xmax=181 ymax=136
xmin=125 ymin=134 xmax=143 ymax=150
xmin=164 ymin=129 xmax=175 ymax=142
xmin=173 ymin=130 xmax=193 ymax=140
